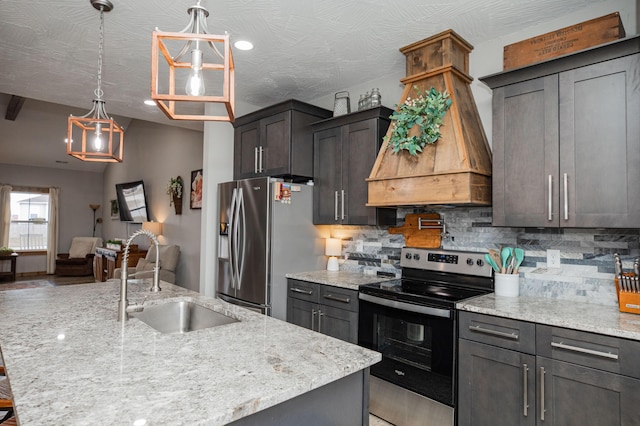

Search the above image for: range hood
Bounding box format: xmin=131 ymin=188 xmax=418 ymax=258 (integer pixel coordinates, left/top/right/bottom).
xmin=367 ymin=30 xmax=492 ymax=207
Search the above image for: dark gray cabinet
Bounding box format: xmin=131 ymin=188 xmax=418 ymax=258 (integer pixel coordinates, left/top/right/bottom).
xmin=286 ymin=279 xmax=358 ymax=343
xmin=458 ymin=311 xmax=536 ymax=425
xmin=233 ymin=100 xmax=332 ymax=181
xmin=458 ymin=311 xmax=640 ymax=426
xmin=312 ymin=107 xmax=396 ymax=225
xmin=481 ymin=36 xmax=640 ymax=228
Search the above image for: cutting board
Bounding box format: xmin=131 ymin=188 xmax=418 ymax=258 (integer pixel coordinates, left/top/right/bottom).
xmin=388 ymin=213 xmax=442 ymax=248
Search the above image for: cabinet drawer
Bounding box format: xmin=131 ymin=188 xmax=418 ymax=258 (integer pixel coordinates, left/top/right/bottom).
xmin=287 ymin=279 xmax=319 ymax=303
xmin=459 ymin=311 xmax=536 ymax=355
xmin=319 ymin=285 xmax=358 ymax=312
xmin=537 ymin=324 xmax=640 ymax=379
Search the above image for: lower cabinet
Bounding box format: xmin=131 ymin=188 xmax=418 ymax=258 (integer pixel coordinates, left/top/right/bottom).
xmin=286 ymin=279 xmax=358 ymax=344
xmin=458 ymin=311 xmax=640 ymax=426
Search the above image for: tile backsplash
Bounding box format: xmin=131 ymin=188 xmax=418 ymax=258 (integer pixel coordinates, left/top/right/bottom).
xmin=328 ymin=207 xmax=640 ymax=306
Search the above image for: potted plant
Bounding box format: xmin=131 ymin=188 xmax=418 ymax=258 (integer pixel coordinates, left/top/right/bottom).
xmin=166 ymin=176 xmax=183 ymax=214
xmin=385 ymin=86 xmax=452 ymax=156
xmin=0 ymin=247 xmax=15 ymax=255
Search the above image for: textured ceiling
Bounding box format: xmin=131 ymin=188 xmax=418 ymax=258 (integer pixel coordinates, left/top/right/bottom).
xmin=0 ymin=0 xmax=609 ymax=172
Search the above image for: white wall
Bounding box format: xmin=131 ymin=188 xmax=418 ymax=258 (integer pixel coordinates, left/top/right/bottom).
xmin=103 ymin=119 xmax=204 ymax=291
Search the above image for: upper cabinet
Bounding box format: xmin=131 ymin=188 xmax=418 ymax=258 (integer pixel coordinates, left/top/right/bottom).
xmin=481 ymin=36 xmax=640 ymax=228
xmin=233 ymin=100 xmax=332 ymax=181
xmin=312 ymin=107 xmax=396 ymax=225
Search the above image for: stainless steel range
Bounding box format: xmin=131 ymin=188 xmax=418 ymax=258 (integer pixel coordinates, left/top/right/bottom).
xmin=358 ymin=248 xmax=493 ymax=426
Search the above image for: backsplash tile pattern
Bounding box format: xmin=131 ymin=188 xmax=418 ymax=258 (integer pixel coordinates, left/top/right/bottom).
xmin=329 ymin=207 xmax=640 ymax=306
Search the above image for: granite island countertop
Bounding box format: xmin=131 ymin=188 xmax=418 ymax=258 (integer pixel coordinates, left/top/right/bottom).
xmin=286 ymin=270 xmax=398 ymax=290
xmin=0 ymin=280 xmax=381 ymax=425
xmin=457 ymin=293 xmax=640 ymax=341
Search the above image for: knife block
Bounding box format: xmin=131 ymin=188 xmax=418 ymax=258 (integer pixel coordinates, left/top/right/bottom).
xmin=614 ymin=274 xmax=640 ymax=314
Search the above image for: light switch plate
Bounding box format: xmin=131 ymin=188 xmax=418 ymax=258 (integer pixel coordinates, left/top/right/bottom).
xmin=356 ymin=240 xmax=364 ymax=252
xmin=547 ymin=249 xmax=561 ymax=268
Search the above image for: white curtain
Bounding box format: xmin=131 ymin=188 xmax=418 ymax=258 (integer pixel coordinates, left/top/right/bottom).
xmin=47 ymin=187 xmax=60 ymax=274
xmin=0 ymin=184 xmax=12 ymax=247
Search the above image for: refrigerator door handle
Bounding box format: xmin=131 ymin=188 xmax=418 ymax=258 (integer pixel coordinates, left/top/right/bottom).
xmin=229 ymin=188 xmax=238 ymax=289
xmin=232 ymin=188 xmax=243 ymax=290
xmin=236 ymin=187 xmax=247 ymax=290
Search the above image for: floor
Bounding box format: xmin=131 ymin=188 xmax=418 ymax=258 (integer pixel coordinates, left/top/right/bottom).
xmin=4 ymin=275 xmax=397 ymax=425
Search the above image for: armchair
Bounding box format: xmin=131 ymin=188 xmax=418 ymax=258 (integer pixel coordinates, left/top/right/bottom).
xmin=114 ymin=244 xmax=180 ymax=284
xmin=55 ymin=237 xmax=103 ymax=277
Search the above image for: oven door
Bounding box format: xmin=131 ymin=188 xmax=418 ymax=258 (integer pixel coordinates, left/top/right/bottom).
xmin=358 ymin=292 xmax=456 ymax=407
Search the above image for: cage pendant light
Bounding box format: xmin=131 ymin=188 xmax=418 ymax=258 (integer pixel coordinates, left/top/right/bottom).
xmin=151 ymin=0 xmax=235 ymax=122
xmin=67 ymin=0 xmax=124 ymax=163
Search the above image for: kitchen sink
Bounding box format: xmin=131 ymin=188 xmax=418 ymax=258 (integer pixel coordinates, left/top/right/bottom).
xmin=131 ymin=300 xmax=239 ymax=334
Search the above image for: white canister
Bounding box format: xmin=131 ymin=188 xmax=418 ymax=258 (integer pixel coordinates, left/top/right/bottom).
xmin=494 ymin=273 xmax=520 ymax=297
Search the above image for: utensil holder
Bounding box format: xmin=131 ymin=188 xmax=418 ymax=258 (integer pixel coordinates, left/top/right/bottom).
xmin=494 ymin=273 xmax=520 ymax=297
xmin=333 ymin=91 xmax=351 ymax=116
xmin=615 ymin=274 xmax=640 ymax=314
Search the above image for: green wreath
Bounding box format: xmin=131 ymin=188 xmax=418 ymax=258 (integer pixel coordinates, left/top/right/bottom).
xmin=385 ymin=86 xmax=452 ymax=156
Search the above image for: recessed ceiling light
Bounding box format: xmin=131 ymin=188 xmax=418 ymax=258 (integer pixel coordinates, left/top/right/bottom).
xmin=234 ymin=40 xmax=253 ymax=51
xmin=144 ymin=99 xmax=156 ymax=106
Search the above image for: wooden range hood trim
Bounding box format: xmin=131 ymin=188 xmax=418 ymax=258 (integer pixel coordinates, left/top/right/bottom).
xmin=367 ymin=30 xmax=493 ymax=208
xmin=366 ymin=171 xmax=492 ymax=207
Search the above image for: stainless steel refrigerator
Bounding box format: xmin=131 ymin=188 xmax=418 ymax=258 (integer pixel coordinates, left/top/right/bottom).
xmin=216 ymin=177 xmax=326 ymax=320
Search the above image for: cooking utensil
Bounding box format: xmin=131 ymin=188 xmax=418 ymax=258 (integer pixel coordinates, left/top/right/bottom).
xmin=619 ymin=274 xmax=626 ymax=292
xmin=513 ymin=248 xmax=525 ymax=273
xmin=489 ymin=249 xmax=502 ymax=271
xmin=506 ymin=255 xmax=516 ymax=274
xmin=614 ymin=253 xmax=622 ymax=276
xmin=484 ymin=253 xmax=500 ymax=273
xmin=501 ymin=247 xmax=513 ymax=273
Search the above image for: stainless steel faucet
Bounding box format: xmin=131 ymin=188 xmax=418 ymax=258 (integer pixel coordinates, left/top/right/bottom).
xmin=117 ymin=228 xmax=161 ymax=322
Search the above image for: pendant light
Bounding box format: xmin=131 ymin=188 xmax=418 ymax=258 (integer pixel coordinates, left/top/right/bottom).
xmin=151 ymin=0 xmax=235 ymax=122
xmin=67 ymin=0 xmax=124 ymax=163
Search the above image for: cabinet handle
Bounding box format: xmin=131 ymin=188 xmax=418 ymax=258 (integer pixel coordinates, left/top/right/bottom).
xmin=323 ymin=294 xmax=350 ymax=304
xmin=254 ymin=147 xmax=259 ymax=174
xmin=290 ymin=287 xmax=313 ymax=295
xmin=468 ymin=325 xmax=519 ymax=340
xmin=334 ymin=191 xmax=339 ymax=221
xmin=550 ymin=341 xmax=619 ymax=360
xmin=341 ymin=190 xmax=345 ymax=220
xmin=311 ymin=309 xmax=316 ymax=331
xmin=259 ymin=146 xmax=264 ymax=173
xmin=523 ymin=363 xmax=529 ymax=417
xmin=318 ymin=309 xmax=324 ymax=332
xmin=548 ymin=175 xmax=553 ymax=221
xmin=540 ymin=367 xmax=546 ymax=421
xmin=563 ymin=173 xmax=568 ymax=221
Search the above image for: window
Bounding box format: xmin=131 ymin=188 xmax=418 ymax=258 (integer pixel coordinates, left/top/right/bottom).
xmin=9 ymin=190 xmax=50 ymax=251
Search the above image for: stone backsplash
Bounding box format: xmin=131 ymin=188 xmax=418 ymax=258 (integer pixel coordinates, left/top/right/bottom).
xmin=327 ymin=207 xmax=640 ymax=306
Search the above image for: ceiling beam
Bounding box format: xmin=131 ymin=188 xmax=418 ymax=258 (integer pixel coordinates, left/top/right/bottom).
xmin=5 ymin=95 xmax=26 ymax=121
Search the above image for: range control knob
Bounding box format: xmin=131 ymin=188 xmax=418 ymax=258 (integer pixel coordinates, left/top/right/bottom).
xmin=466 ymin=258 xmax=474 ymax=266
xmin=413 ymin=253 xmax=420 ymax=261
xmin=477 ymin=259 xmax=484 ymax=267
xmin=405 ymin=253 xmax=412 ymax=260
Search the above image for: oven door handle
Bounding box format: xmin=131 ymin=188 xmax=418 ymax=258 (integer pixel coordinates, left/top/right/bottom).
xmin=359 ymin=293 xmax=452 ymax=319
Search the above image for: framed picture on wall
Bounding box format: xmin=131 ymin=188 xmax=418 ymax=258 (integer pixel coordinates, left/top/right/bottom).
xmin=190 ymin=169 xmax=203 ymax=209
xmin=110 ymin=199 xmax=119 ymax=219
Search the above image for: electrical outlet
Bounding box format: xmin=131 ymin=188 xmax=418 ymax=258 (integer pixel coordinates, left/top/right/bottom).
xmin=547 ymin=249 xmax=561 ymax=268
xmin=356 ymin=240 xmax=364 ymax=252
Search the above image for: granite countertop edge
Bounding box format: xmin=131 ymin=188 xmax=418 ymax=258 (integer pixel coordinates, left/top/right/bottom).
xmin=286 ymin=270 xmax=398 ymax=290
xmin=457 ymin=293 xmax=640 ymax=341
